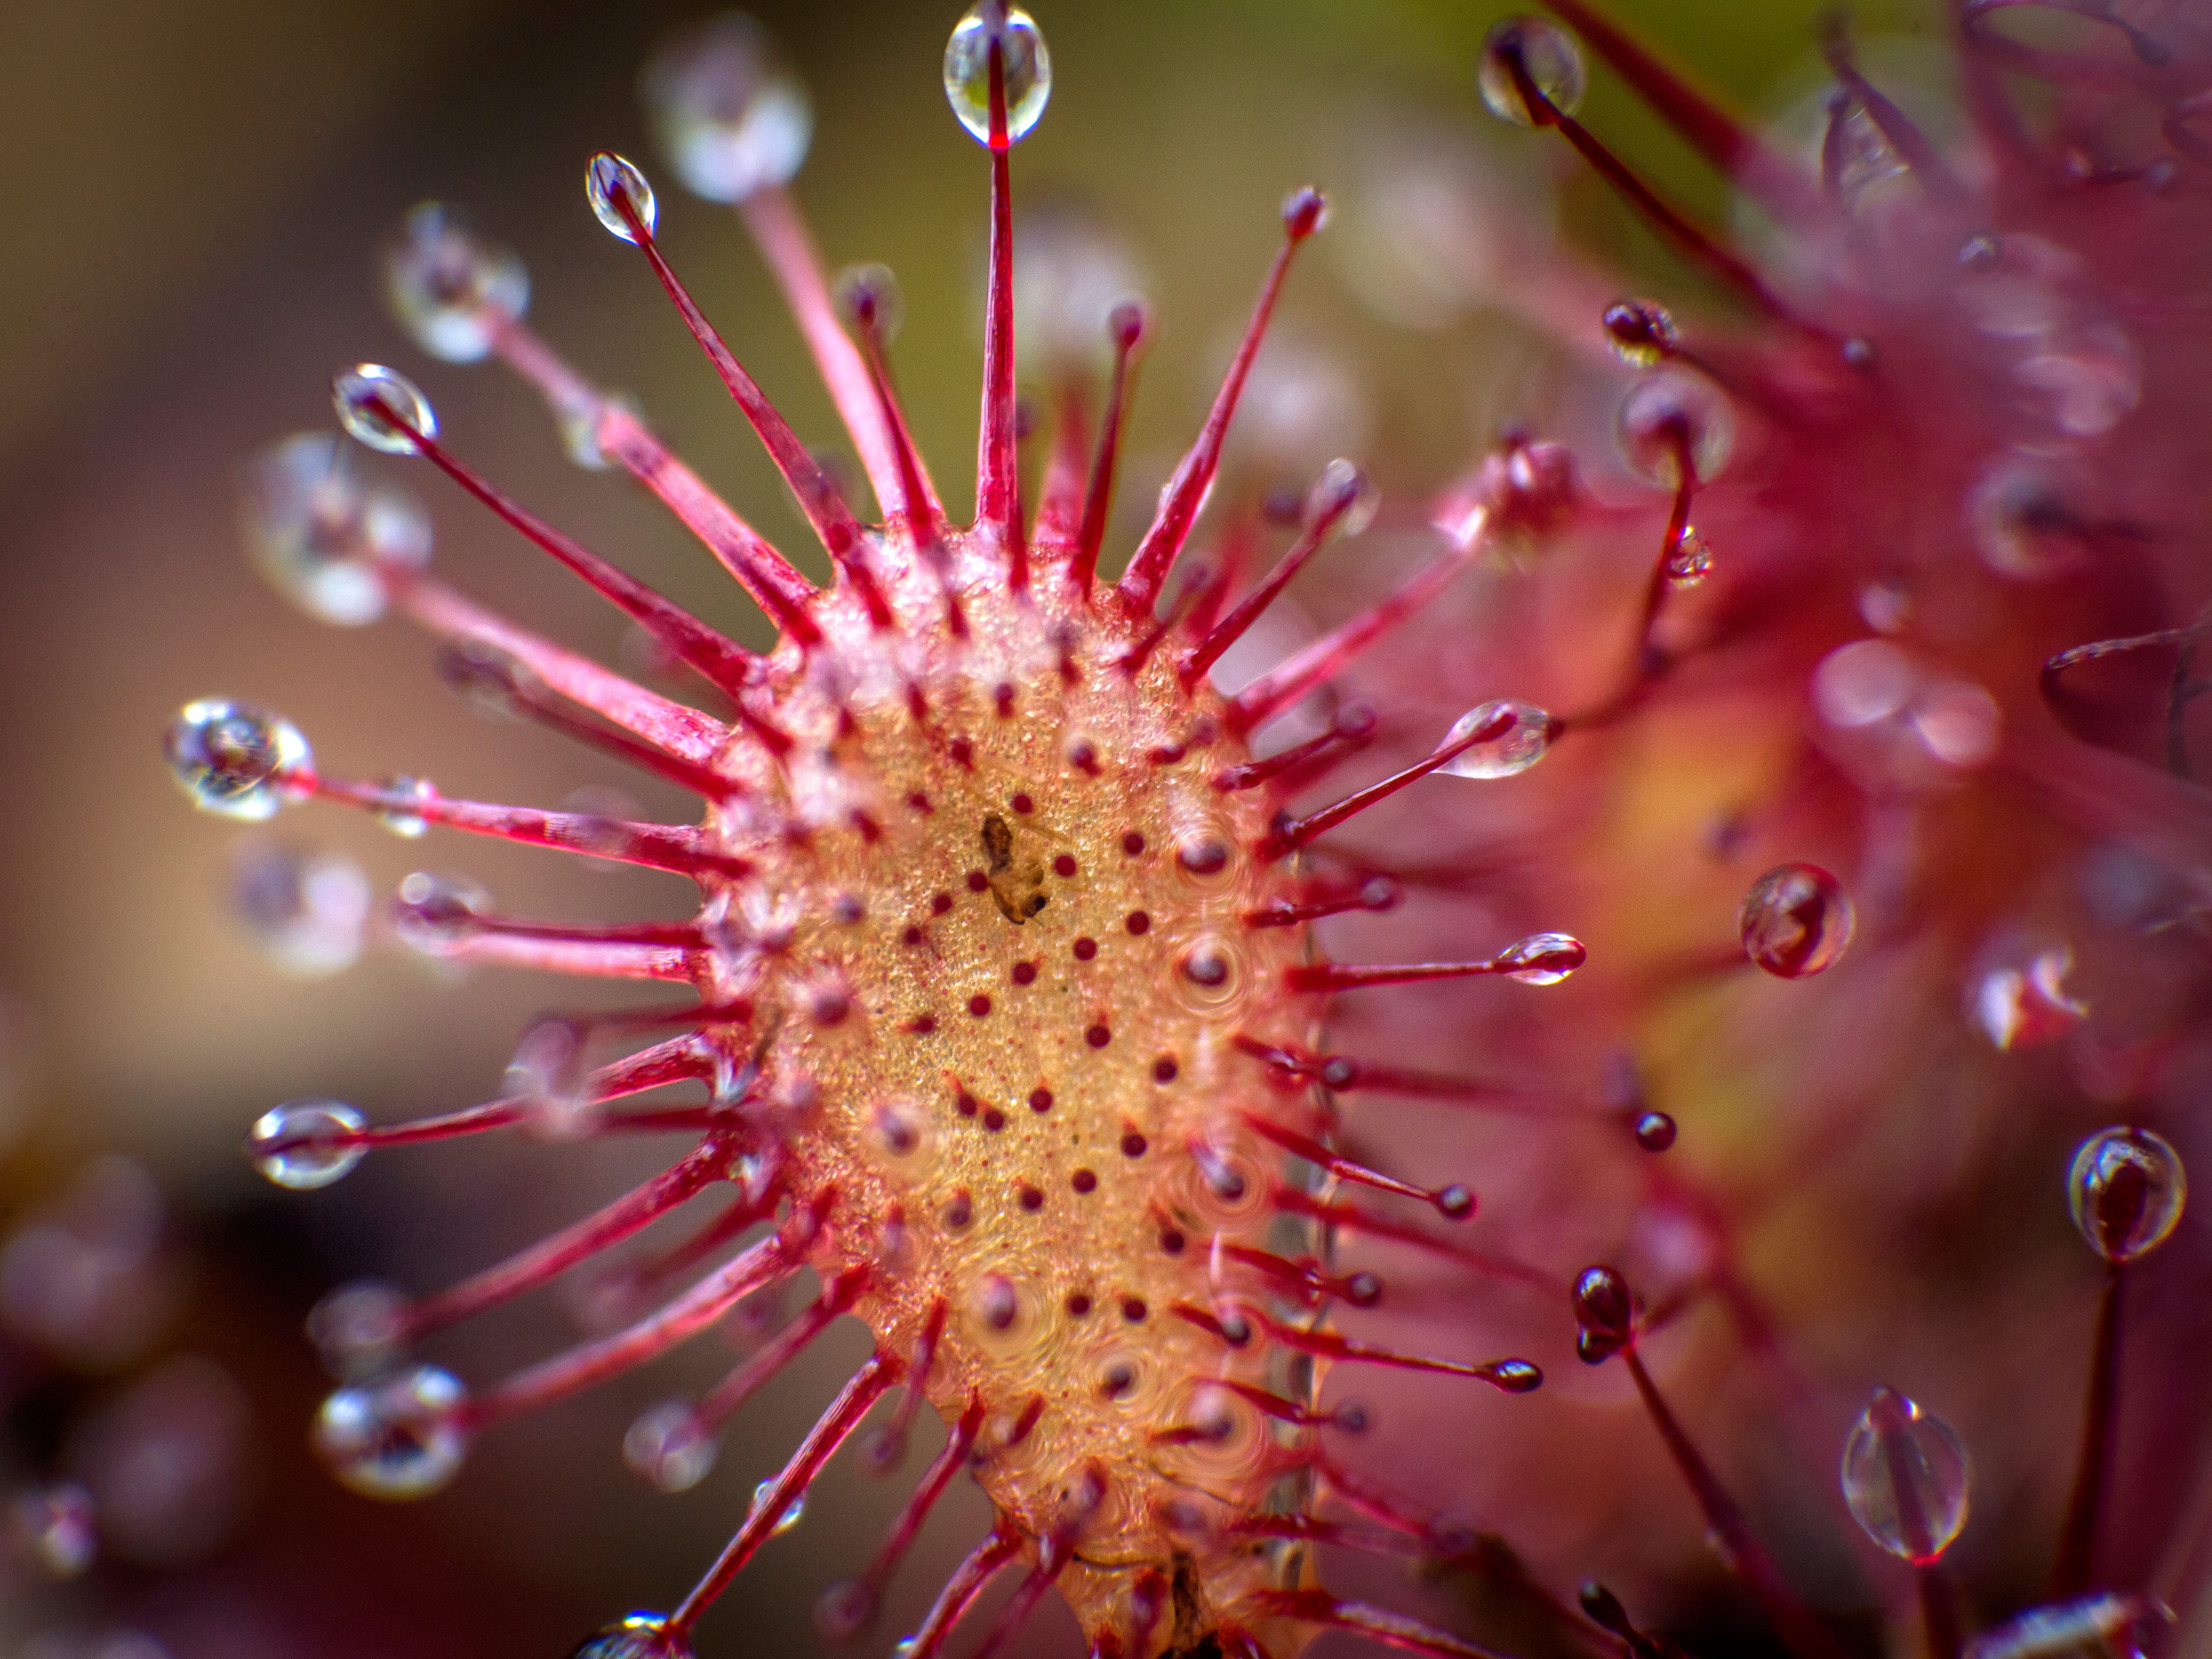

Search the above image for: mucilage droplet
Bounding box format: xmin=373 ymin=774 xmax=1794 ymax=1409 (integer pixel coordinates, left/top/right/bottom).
xmin=1738 ymin=863 xmax=1853 ymax=979
xmin=2067 ymin=1127 xmax=2185 ymax=1264
xmin=944 ymin=3 xmax=1052 ymax=146
xmin=1840 ymin=1386 xmax=1969 ymax=1564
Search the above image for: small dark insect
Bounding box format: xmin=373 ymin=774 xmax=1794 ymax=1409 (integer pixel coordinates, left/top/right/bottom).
xmin=981 ymin=811 xmax=1049 ymax=925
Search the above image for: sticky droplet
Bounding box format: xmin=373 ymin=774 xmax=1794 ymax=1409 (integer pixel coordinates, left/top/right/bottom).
xmin=1495 ymin=931 xmax=1585 ymax=985
xmin=587 ymin=152 xmax=658 ymax=244
xmin=1437 ymin=699 xmax=1553 ymax=779
xmin=313 ymin=1363 xmax=469 ymax=1499
xmin=1738 ymin=864 xmax=1853 ymax=979
xmin=1478 ymin=17 xmax=1586 ymax=127
xmin=625 ymin=1400 xmax=718 ymax=1492
xmin=2067 ymin=1127 xmax=2185 ymax=1264
xmin=1664 ymin=526 xmax=1713 ymax=588
xmin=333 ymin=364 xmax=437 ymax=455
xmin=1602 ymin=299 xmax=1678 ymax=367
xmin=230 ymin=844 xmax=370 ymax=977
xmin=248 ymin=1100 xmax=367 ymax=1190
xmin=750 ymin=1478 xmax=806 ymax=1535
xmin=244 ymin=432 xmax=430 ymax=625
xmin=1617 ymin=369 xmax=1735 ymax=488
xmin=643 ymin=15 xmax=812 ymax=203
xmin=944 ymin=3 xmax=1051 ymax=147
xmin=1840 ymin=1386 xmax=1969 ymax=1564
xmin=164 ymin=700 xmax=311 ymax=821
xmin=569 ymin=1614 xmax=694 ymax=1659
xmin=384 ymin=202 xmax=529 ymax=363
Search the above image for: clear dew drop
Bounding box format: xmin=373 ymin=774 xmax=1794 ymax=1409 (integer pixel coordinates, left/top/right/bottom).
xmin=1602 ymin=299 xmax=1678 ymax=367
xmin=643 ymin=14 xmax=812 ymax=203
xmin=164 ymin=700 xmax=310 ymax=821
xmin=333 ymin=364 xmax=437 ymax=455
xmin=1496 ymin=931 xmax=1586 ymax=985
xmin=570 ymin=1614 xmax=694 ymax=1659
xmin=1616 ymin=368 xmax=1735 ymax=488
xmin=1665 ymin=526 xmax=1713 ymax=588
xmin=312 ymin=1363 xmax=469 ymax=1499
xmin=384 ymin=202 xmax=529 ymax=363
xmin=306 ymin=1279 xmax=411 ymax=1380
xmin=229 ymin=843 xmax=370 ymax=977
xmin=244 ymin=432 xmax=430 ymax=626
xmin=944 ymin=3 xmax=1052 ymax=148
xmin=1839 ymin=1387 xmax=1969 ymax=1564
xmin=624 ymin=1400 xmax=718 ymax=1492
xmin=587 ymin=153 xmax=658 ymax=244
xmin=834 ymin=261 xmax=906 ymax=343
xmin=1738 ymin=864 xmax=1853 ymax=979
xmin=2067 ymin=1127 xmax=2185 ymax=1264
xmin=248 ymin=1100 xmax=367 ymax=1190
xmin=750 ymin=1478 xmax=806 ymax=1535
xmin=1437 ymin=699 xmax=1553 ymax=779
xmin=1478 ymin=17 xmax=1586 ymax=127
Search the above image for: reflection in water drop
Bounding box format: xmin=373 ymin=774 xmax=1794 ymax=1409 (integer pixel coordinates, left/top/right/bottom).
xmin=944 ymin=3 xmax=1052 ymax=147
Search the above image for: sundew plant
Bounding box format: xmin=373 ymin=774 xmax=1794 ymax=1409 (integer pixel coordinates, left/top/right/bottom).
xmin=165 ymin=3 xmax=2212 ymax=1658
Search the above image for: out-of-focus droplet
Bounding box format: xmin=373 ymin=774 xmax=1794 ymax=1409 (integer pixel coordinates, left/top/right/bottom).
xmin=65 ymin=1356 xmax=250 ymax=1568
xmin=643 ymin=15 xmax=811 ymax=203
xmin=1634 ymin=1111 xmax=1677 ymax=1152
xmin=248 ymin=1100 xmax=367 ymax=1190
xmin=1572 ymin=1264 xmax=1632 ymax=1363
xmin=384 ymin=203 xmax=529 ymax=363
xmin=313 ymin=1364 xmax=469 ymax=1499
xmin=624 ymin=1400 xmax=718 ymax=1492
xmin=944 ymin=3 xmax=1051 ymax=147
xmin=1013 ymin=203 xmax=1143 ymax=369
xmin=587 ymin=153 xmax=658 ymax=243
xmin=816 ymin=1579 xmax=878 ymax=1642
xmin=1911 ymin=677 xmax=2002 ymax=769
xmin=1478 ymin=17 xmax=1586 ymax=126
xmin=371 ymin=774 xmax=435 ymax=838
xmin=833 ymin=262 xmax=906 ymax=343
xmin=1437 ymin=699 xmax=1552 ymax=779
xmin=1840 ymin=1386 xmax=1969 ymax=1563
xmin=333 ymin=364 xmax=437 ymax=455
xmin=1603 ymin=299 xmax=1678 ymax=366
xmin=244 ymin=432 xmax=430 ymax=625
xmin=394 ymin=871 xmax=492 ymax=954
xmin=1618 ymin=369 xmax=1735 ymax=486
xmin=163 ymin=700 xmax=310 ymax=821
xmin=1496 ymin=932 xmax=1586 ymax=985
xmin=230 ymin=843 xmax=370 ymax=977
xmin=570 ymin=1615 xmax=694 ymax=1659
xmin=1738 ymin=864 xmax=1853 ymax=979
xmin=508 ymin=1019 xmax=594 ymax=1141
xmin=12 ymin=1482 xmax=96 ymax=1576
xmin=750 ymin=1478 xmax=807 ymax=1535
xmin=307 ymin=1279 xmax=411 ymax=1380
xmin=1665 ymin=526 xmax=1713 ymax=587
xmin=2067 ymin=1127 xmax=2185 ymax=1264
xmin=0 ymin=1159 xmax=172 ymax=1369
xmin=1973 ymin=945 xmax=2087 ymax=1050
xmin=1963 ymin=1593 xmax=2175 ymax=1659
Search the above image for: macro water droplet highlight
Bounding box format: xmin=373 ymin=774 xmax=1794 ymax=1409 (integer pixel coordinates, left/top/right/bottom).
xmin=944 ymin=3 xmax=1051 ymax=147
xmin=163 ymin=701 xmax=310 ymax=821
xmin=1478 ymin=17 xmax=1587 ymax=127
xmin=587 ymin=152 xmax=659 ymax=243
xmin=333 ymin=363 xmax=437 ymax=455
xmin=625 ymin=1400 xmax=718 ymax=1492
xmin=2067 ymin=1127 xmax=2185 ymax=1264
xmin=1840 ymin=1386 xmax=1969 ymax=1563
xmin=1602 ymin=299 xmax=1678 ymax=367
xmin=1496 ymin=931 xmax=1585 ymax=984
xmin=1738 ymin=864 xmax=1853 ymax=979
xmin=313 ymin=1363 xmax=470 ymax=1499
xmin=248 ymin=1100 xmax=367 ymax=1190
xmin=1437 ymin=699 xmax=1553 ymax=779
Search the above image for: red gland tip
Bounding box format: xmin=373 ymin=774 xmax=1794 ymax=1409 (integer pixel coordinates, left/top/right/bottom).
xmin=1283 ymin=186 xmax=1328 ymax=239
